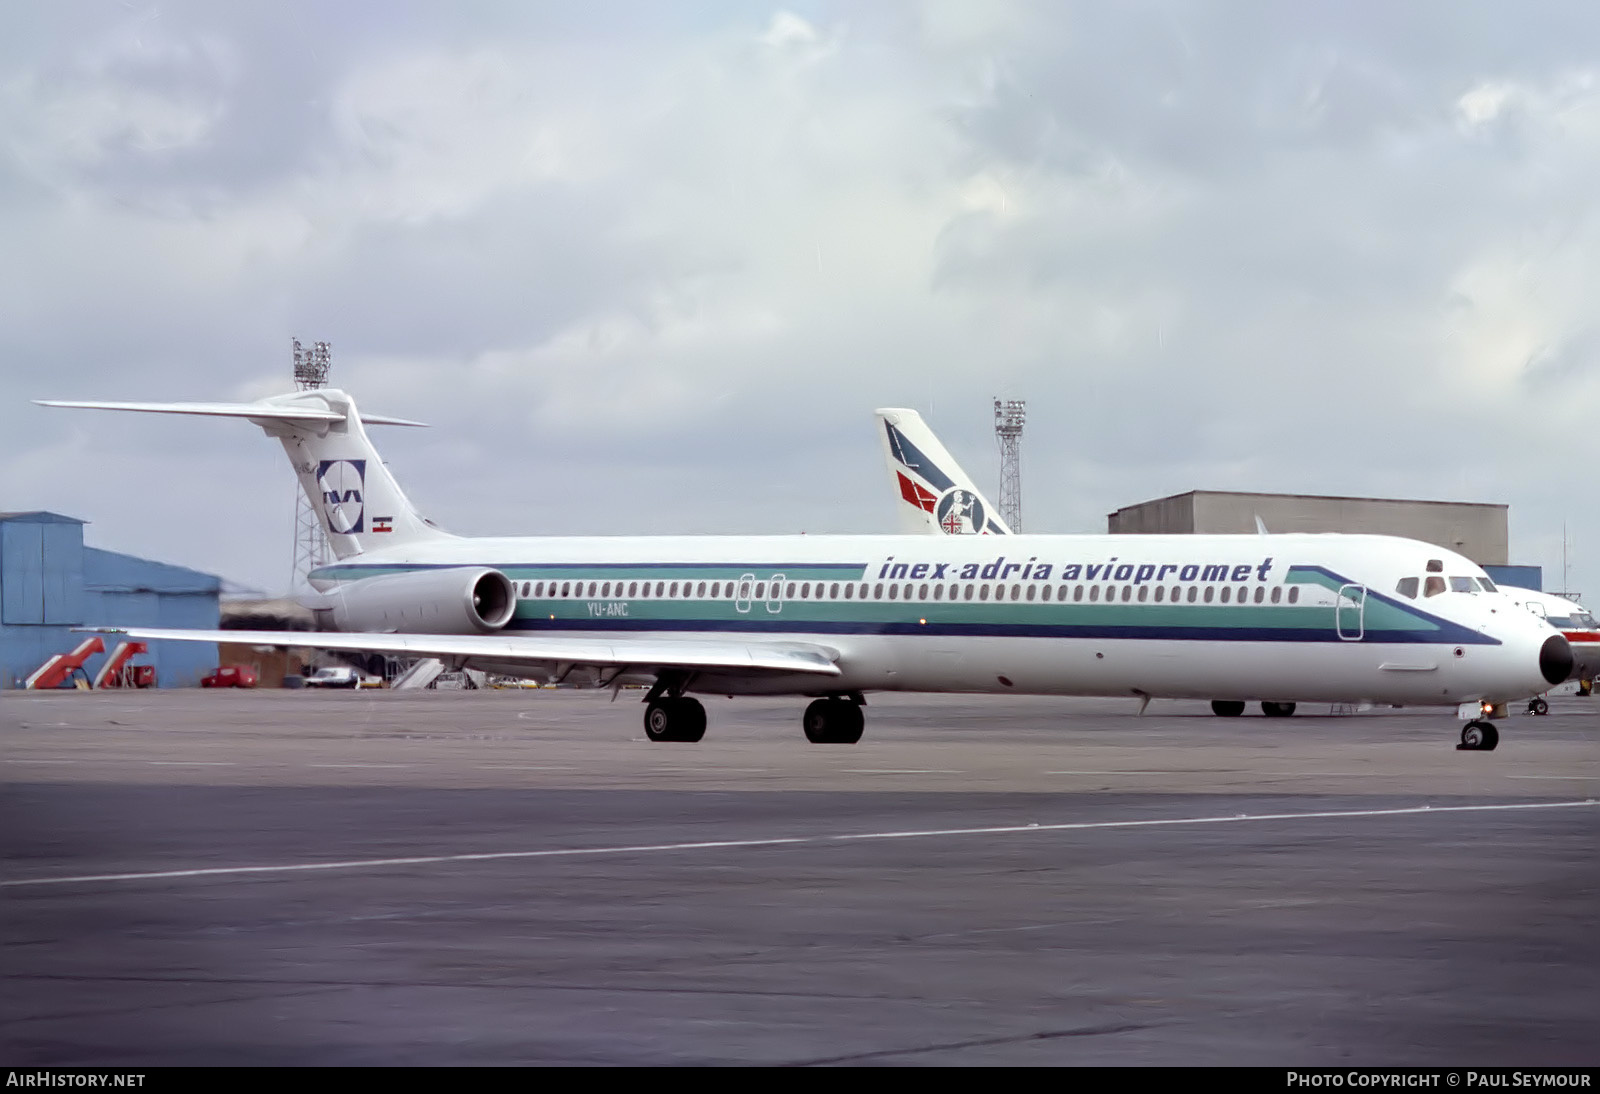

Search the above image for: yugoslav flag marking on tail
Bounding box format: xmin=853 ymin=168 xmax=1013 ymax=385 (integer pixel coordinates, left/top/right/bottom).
xmin=875 ymin=408 xmax=1012 ymax=536
xmin=36 ymin=389 xmax=453 ymax=559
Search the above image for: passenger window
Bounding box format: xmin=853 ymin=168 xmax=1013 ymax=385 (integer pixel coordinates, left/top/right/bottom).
xmin=600 ymin=582 xmax=611 ymax=597
xmin=1074 ymin=585 xmax=1084 ymax=602
xmin=697 ymin=582 xmax=707 ymax=597
xmin=800 ymin=582 xmax=810 ymax=598
xmin=873 ymin=583 xmax=883 ymax=599
xmin=1288 ymin=587 xmax=1300 ymax=604
xmin=708 ymin=582 xmax=718 ymax=598
xmin=844 ymin=584 xmax=853 ymax=600
xmin=920 ymin=584 xmax=930 ymax=600
xmin=588 ymin=582 xmax=598 ymax=597
xmin=1203 ymin=587 xmax=1214 ymax=603
xmin=904 ymin=583 xmax=913 ymax=600
xmin=1220 ymin=587 xmax=1231 ymax=604
xmin=786 ymin=582 xmax=796 ymax=598
xmin=1089 ymin=585 xmax=1099 ymax=602
xmin=1121 ymin=586 xmax=1131 ymax=602
xmin=739 ymin=582 xmax=751 ymax=599
xmin=979 ymin=584 xmax=990 ymax=601
xmin=755 ymin=583 xmax=766 ymax=599
xmin=1396 ymin=577 xmax=1418 ymax=600
xmin=1026 ymin=584 xmax=1036 ymax=601
xmin=533 ymin=582 xmax=543 ymax=597
xmin=1270 ymin=586 xmax=1281 ymax=604
xmin=965 ymin=584 xmax=975 ymax=600
xmin=933 ymin=585 xmax=943 ymax=601
xmin=1011 ymin=584 xmax=1022 ymax=600
xmin=829 ymin=583 xmax=839 ymax=598
xmin=1154 ymin=586 xmax=1164 ymax=602
xmin=1253 ymin=587 xmax=1264 ymax=604
xmin=1137 ymin=586 xmax=1148 ymax=602
xmin=656 ymin=582 xmax=665 ymax=597
xmin=1424 ymin=576 xmax=1446 ymax=597
xmin=860 ymin=584 xmax=870 ymax=599
xmin=889 ymin=584 xmax=898 ymax=600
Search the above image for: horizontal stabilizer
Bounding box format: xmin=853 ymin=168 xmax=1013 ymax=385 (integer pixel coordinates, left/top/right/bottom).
xmin=34 ymin=400 xmax=426 ymax=427
xmin=80 ymin=627 xmax=843 ymax=678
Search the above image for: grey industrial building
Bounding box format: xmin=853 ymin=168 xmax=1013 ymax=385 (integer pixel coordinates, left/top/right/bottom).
xmin=1107 ymin=490 xmax=1541 ymax=590
xmin=0 ymin=511 xmax=221 ymax=689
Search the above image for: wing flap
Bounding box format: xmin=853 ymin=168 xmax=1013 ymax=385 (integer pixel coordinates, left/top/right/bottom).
xmin=82 ymin=627 xmax=841 ymax=677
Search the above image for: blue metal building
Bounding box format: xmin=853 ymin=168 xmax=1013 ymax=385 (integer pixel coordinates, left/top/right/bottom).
xmin=0 ymin=512 xmax=220 ymax=689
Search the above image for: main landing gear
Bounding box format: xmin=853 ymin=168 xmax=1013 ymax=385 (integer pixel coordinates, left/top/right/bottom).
xmin=1457 ymin=720 xmax=1499 ymax=751
xmin=1526 ymin=697 xmax=1550 ymax=716
xmin=643 ymin=697 xmax=706 ymax=743
xmin=803 ymin=698 xmax=864 ymax=744
xmin=1261 ymin=701 xmax=1297 ymax=717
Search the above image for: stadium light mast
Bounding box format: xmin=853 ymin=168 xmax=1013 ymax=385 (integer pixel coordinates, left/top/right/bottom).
xmin=289 ymin=338 xmax=333 ymax=592
xmin=994 ymin=398 xmax=1026 ymax=533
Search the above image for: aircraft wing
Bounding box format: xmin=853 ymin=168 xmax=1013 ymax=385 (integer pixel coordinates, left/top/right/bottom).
xmin=82 ymin=627 xmax=841 ymax=677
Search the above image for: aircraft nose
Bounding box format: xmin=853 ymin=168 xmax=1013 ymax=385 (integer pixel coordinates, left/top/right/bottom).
xmin=1541 ymin=633 xmax=1575 ymax=685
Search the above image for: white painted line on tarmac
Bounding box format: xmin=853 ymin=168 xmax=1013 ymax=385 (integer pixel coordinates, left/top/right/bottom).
xmin=6 ymin=799 xmax=1594 ymax=889
xmin=475 ymin=765 xmax=576 ymax=771
xmin=1506 ymin=775 xmax=1599 ymax=780
xmin=306 ymin=763 xmax=416 ymax=769
xmin=147 ymin=761 xmax=236 ymax=766
xmin=842 ymin=769 xmax=963 ymax=775
xmin=4 ymin=759 xmax=78 ymax=764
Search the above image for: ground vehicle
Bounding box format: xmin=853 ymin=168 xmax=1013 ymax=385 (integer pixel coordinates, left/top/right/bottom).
xmin=201 ymin=665 xmax=258 ymax=688
xmin=304 ymin=666 xmax=359 ymax=689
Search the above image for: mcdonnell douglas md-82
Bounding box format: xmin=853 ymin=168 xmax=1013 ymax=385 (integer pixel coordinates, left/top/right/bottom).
xmin=38 ymin=390 xmax=1572 ymax=750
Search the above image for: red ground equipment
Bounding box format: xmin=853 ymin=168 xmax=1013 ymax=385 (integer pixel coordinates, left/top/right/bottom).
xmin=201 ymin=665 xmax=258 ymax=688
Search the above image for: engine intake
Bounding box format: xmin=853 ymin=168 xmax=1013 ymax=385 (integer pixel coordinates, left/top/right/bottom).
xmin=326 ymin=567 xmax=517 ymax=634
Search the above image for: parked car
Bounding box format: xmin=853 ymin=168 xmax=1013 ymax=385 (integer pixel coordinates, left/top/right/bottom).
xmin=304 ymin=666 xmax=360 ymax=689
xmin=201 ymin=665 xmax=258 ymax=688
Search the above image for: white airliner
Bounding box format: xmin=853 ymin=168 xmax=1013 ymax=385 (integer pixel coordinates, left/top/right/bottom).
xmin=1500 ymin=586 xmax=1597 ymax=696
xmin=38 ymin=390 xmax=1571 ymax=751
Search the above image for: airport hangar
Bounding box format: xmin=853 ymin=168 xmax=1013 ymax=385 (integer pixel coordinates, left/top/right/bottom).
xmin=0 ymin=511 xmax=220 ymax=689
xmin=1106 ymin=489 xmax=1543 ymax=592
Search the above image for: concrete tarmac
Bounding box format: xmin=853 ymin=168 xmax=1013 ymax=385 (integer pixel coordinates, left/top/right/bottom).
xmin=2 ymin=689 xmax=1598 ymax=1066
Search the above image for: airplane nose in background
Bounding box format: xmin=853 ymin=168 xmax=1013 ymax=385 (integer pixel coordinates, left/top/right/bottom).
xmin=1541 ymin=634 xmax=1575 ymax=685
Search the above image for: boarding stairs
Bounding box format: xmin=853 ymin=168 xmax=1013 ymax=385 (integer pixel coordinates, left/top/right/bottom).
xmin=25 ymin=637 xmax=105 ymax=690
xmin=392 ymin=658 xmax=445 ymax=690
xmin=92 ymin=641 xmax=149 ymax=688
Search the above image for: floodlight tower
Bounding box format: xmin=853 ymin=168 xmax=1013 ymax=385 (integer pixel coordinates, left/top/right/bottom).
xmin=994 ymin=398 xmax=1026 ymax=533
xmin=289 ymin=339 xmax=333 ymax=591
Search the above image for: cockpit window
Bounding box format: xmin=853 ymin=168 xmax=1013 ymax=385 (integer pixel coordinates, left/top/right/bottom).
xmin=1449 ymin=577 xmax=1475 ymax=593
xmin=1477 ymin=577 xmax=1498 ymax=593
xmin=1545 ymin=615 xmax=1574 ymax=629
xmin=1426 ymin=560 xmax=1443 ymax=573
xmin=1575 ymin=612 xmax=1598 ymax=628
xmin=1424 ymin=576 xmax=1446 ymax=597
xmin=1395 ymin=577 xmax=1419 ymax=600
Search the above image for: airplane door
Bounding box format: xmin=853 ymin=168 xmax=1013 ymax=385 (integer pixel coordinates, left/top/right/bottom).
xmin=766 ymin=573 xmax=785 ymax=614
xmin=1336 ymin=584 xmax=1366 ymax=641
xmin=735 ymin=572 xmax=755 ymax=614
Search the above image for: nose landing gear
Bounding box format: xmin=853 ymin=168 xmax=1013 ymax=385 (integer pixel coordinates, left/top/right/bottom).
xmin=1457 ymin=720 xmax=1499 ymax=751
xmin=1527 ymin=697 xmax=1550 ymax=716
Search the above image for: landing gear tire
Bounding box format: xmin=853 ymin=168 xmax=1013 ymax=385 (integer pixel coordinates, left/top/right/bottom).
xmin=1528 ymin=697 xmax=1550 ymax=716
xmin=1457 ymin=720 xmax=1499 ymax=751
xmin=644 ymin=697 xmax=706 ymax=743
xmin=1261 ymin=701 xmax=1297 ymax=717
xmin=1211 ymin=700 xmax=1246 ymax=717
xmin=803 ymin=699 xmax=864 ymax=744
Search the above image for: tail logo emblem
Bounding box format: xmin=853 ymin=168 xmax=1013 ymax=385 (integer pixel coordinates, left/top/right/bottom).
xmin=316 ymin=459 xmax=366 ymax=534
xmin=935 ymin=488 xmax=986 ymax=535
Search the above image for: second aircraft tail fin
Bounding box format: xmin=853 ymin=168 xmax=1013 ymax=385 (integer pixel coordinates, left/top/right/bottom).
xmin=875 ymin=408 xmax=1011 ymax=536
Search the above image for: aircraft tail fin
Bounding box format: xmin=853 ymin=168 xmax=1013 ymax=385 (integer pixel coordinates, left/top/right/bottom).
xmin=874 ymin=408 xmax=1011 ymax=536
xmin=36 ymin=390 xmax=454 ymax=560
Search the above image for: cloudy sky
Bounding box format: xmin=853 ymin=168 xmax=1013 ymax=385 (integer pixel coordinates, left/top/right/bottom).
xmin=2 ymin=1 xmax=1596 ymax=599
